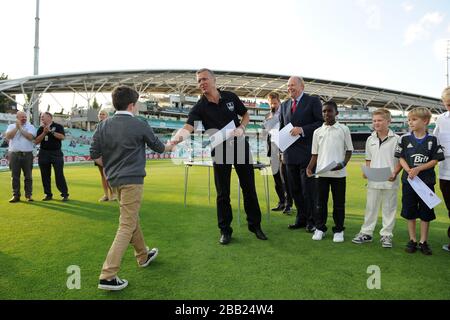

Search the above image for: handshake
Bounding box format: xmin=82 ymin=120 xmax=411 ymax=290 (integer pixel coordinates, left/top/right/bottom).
xmin=164 ymin=136 xmax=183 ymax=152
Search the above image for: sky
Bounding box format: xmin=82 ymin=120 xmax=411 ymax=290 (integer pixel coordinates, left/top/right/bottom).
xmin=0 ymin=0 xmax=449 ymax=108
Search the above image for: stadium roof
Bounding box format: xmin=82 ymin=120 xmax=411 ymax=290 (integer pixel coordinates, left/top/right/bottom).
xmin=0 ymin=69 xmax=444 ymax=113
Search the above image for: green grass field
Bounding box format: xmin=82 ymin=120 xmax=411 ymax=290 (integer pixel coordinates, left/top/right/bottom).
xmin=0 ymin=157 xmax=449 ymax=300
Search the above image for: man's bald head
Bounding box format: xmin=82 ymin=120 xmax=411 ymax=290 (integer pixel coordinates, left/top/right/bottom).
xmin=16 ymin=111 xmax=27 ymax=125
xmin=287 ymin=76 xmax=305 ymax=99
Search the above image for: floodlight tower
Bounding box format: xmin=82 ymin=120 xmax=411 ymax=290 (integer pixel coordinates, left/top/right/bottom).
xmin=446 ymin=40 xmax=450 ymax=87
xmin=31 ymin=0 xmax=40 ymax=126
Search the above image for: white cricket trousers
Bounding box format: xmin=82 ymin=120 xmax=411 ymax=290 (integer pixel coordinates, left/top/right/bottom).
xmin=360 ymin=188 xmax=398 ymax=237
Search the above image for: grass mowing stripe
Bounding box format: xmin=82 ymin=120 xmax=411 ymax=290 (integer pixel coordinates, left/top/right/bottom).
xmin=0 ymin=159 xmax=449 ymax=299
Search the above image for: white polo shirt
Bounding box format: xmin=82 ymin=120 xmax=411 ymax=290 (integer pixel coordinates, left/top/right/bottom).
xmin=433 ymin=111 xmax=450 ymax=180
xmin=365 ymin=129 xmax=400 ymax=189
xmin=6 ymin=122 xmax=37 ymax=152
xmin=312 ymin=122 xmax=354 ymax=178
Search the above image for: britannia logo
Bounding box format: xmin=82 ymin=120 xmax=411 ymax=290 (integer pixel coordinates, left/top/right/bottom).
xmin=411 ymin=153 xmax=429 ymax=164
xmin=226 ymin=102 xmax=235 ymax=111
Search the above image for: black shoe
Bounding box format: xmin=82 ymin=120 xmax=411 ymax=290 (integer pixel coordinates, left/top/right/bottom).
xmin=62 ymin=196 xmax=69 ymax=202
xmin=139 ymin=248 xmax=159 ymax=267
xmin=283 ymin=206 xmax=292 ymax=215
xmin=42 ymin=196 xmax=53 ymax=201
xmin=252 ymin=228 xmax=268 ymax=240
xmin=219 ymin=233 xmax=231 ymax=245
xmin=419 ymin=241 xmax=432 ymax=255
xmin=98 ymin=276 xmax=128 ymax=291
xmin=306 ymin=225 xmax=317 ymax=233
xmin=9 ymin=196 xmax=20 ymax=203
xmin=405 ymin=240 xmax=418 ymax=253
xmin=25 ymin=196 xmax=34 ymax=202
xmin=271 ymin=203 xmax=285 ymax=211
xmin=288 ymin=223 xmax=306 ymax=230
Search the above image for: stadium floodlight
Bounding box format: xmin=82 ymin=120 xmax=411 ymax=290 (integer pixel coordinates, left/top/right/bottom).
xmin=34 ymin=0 xmax=39 ymax=76
xmin=31 ymin=0 xmax=40 ymax=126
xmin=446 ymin=40 xmax=450 ymax=87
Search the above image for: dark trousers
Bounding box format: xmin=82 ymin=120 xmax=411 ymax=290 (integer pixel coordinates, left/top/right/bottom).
xmin=9 ymin=151 xmax=34 ymax=198
xmin=440 ymin=179 xmax=450 ymax=240
xmin=272 ymin=161 xmax=293 ymax=207
xmin=315 ymin=177 xmax=346 ymax=233
xmin=213 ymin=163 xmax=262 ymax=235
xmin=38 ymin=149 xmax=69 ymax=197
xmin=440 ymin=179 xmax=450 ymax=218
xmin=286 ymin=165 xmax=315 ymax=227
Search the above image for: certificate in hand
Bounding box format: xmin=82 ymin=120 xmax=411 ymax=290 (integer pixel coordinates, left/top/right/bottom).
xmin=272 ymin=123 xmax=301 ymax=152
xmin=209 ymin=121 xmax=236 ymax=149
xmin=407 ymin=176 xmax=442 ymax=209
xmin=361 ymin=166 xmax=392 ymax=182
xmin=264 ymin=116 xmax=279 ymax=131
xmin=315 ymin=161 xmax=337 ymax=175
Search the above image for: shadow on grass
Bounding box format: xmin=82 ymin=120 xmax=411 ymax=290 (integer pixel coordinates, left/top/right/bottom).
xmin=0 ymin=251 xmax=20 ymax=274
xmin=0 ymin=252 xmax=36 ymax=299
xmin=345 ymin=211 xmax=450 ymax=229
xmin=27 ymin=199 xmax=116 ymax=221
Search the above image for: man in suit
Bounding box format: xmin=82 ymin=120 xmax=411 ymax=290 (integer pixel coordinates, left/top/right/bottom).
xmin=263 ymin=92 xmax=293 ymax=214
xmin=279 ymin=76 xmax=323 ymax=232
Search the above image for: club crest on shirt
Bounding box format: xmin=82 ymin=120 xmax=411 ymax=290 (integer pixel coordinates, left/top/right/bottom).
xmin=226 ymin=102 xmax=235 ymax=111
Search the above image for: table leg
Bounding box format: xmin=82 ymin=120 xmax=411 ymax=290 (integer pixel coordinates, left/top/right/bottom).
xmin=184 ymin=165 xmax=189 ymax=207
xmin=237 ymin=178 xmax=241 ymax=227
xmin=208 ymin=166 xmax=211 ymax=204
xmin=265 ymin=170 xmax=270 ymax=221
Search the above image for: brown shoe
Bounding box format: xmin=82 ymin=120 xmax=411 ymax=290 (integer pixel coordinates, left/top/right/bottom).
xmin=98 ymin=195 xmax=109 ymax=202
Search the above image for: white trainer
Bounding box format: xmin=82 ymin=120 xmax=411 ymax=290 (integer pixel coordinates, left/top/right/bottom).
xmin=333 ymin=231 xmax=344 ymax=243
xmin=312 ymin=229 xmax=325 ymax=240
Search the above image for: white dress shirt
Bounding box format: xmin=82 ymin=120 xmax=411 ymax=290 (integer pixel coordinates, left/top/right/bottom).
xmin=6 ymin=122 xmax=37 ymax=152
xmin=433 ymin=111 xmax=450 ymax=180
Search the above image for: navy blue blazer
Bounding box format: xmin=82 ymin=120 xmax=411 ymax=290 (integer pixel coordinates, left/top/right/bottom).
xmin=279 ymin=93 xmax=323 ymax=166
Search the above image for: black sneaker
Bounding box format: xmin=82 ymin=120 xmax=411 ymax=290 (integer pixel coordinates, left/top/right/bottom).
xmin=62 ymin=196 xmax=69 ymax=202
xmin=42 ymin=196 xmax=53 ymax=201
xmin=352 ymin=233 xmax=373 ymax=244
xmin=405 ymin=240 xmax=418 ymax=253
xmin=98 ymin=276 xmax=128 ymax=291
xmin=419 ymin=242 xmax=432 ymax=255
xmin=139 ymin=248 xmax=158 ymax=267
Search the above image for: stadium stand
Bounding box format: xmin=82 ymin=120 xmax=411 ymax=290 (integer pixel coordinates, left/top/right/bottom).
xmin=0 ymin=69 xmax=444 ymax=162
